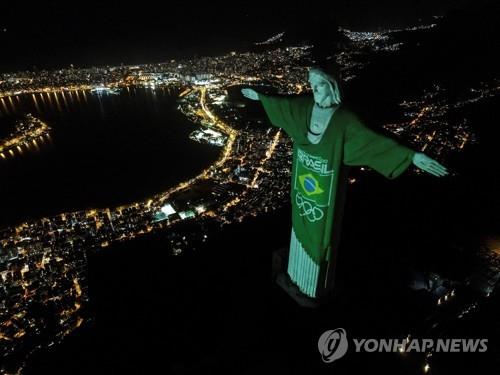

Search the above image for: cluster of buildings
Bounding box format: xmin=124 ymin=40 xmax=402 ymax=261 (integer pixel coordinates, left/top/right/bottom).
xmin=382 ymin=80 xmax=500 ymax=164
xmin=0 ymin=114 xmax=51 ymax=159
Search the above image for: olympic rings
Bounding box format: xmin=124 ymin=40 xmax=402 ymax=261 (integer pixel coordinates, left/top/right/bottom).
xmin=295 ymin=193 xmax=324 ymax=222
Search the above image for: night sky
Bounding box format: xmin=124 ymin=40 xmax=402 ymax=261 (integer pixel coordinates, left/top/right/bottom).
xmin=0 ymin=0 xmax=492 ymax=72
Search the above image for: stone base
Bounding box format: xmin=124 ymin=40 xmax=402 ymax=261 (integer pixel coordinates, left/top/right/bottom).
xmin=272 ymin=247 xmax=330 ymax=308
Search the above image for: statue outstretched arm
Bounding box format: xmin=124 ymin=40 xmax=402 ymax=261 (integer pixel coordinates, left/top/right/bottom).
xmin=344 ymin=114 xmax=449 ymax=178
xmin=344 ymin=116 xmax=415 ymax=179
xmin=241 ymin=88 xmax=308 ymax=140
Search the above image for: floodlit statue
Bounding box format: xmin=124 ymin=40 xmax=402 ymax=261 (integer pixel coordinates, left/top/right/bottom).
xmin=241 ymin=62 xmax=448 ymax=307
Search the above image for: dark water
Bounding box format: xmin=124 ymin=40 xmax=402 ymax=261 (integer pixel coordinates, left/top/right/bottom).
xmin=0 ymin=87 xmax=220 ymax=228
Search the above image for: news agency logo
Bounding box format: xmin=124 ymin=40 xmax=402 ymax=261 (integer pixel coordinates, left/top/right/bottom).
xmin=318 ymin=328 xmax=488 ymax=364
xmin=317 ymin=328 xmax=349 ymax=363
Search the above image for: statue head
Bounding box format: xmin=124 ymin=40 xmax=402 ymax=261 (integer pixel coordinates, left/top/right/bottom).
xmin=308 ymin=59 xmax=342 ymax=108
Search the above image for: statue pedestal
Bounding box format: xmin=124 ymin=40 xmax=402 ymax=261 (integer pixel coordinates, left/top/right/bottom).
xmin=272 ymin=247 xmax=333 ymax=308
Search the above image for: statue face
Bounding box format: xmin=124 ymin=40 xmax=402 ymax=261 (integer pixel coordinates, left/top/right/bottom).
xmin=308 ymin=70 xmax=334 ymax=107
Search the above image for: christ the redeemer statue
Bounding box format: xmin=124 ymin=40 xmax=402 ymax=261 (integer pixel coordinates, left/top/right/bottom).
xmin=241 ymin=63 xmax=448 ymax=308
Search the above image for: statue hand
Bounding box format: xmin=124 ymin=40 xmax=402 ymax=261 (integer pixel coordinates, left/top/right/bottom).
xmin=412 ymin=152 xmax=449 ymax=177
xmin=241 ymin=88 xmax=260 ymax=101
